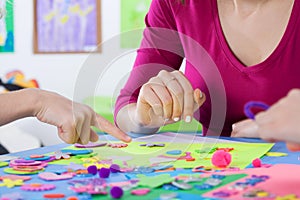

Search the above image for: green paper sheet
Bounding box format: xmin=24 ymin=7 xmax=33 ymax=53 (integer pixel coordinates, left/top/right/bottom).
xmin=55 ymin=141 xmax=273 ymax=169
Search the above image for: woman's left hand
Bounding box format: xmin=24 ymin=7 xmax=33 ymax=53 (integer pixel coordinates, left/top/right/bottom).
xmin=231 ymin=119 xmax=259 ymax=138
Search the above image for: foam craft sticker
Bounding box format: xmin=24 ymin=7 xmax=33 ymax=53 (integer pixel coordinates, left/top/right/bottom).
xmin=3 ymin=167 xmax=43 ymax=175
xmin=61 ymin=149 xmax=93 ymax=155
xmin=38 ymin=172 xmax=74 ymax=181
xmin=265 ymin=152 xmax=288 ymax=157
xmin=0 ymin=161 xmax=8 ymax=167
xmin=0 ymin=175 xmax=31 ymax=181
xmin=0 ymin=178 xmax=23 ymax=188
xmin=65 ymin=163 xmax=86 ymax=171
xmin=136 ymin=174 xmax=175 ymax=188
xmin=54 ymin=151 xmax=71 ymax=159
xmin=131 ymin=188 xmax=151 ymax=195
xmin=21 ymin=183 xmax=56 ymax=191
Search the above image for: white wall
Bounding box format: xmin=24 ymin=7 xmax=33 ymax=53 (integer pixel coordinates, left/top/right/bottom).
xmin=0 ymin=0 xmax=137 ymax=147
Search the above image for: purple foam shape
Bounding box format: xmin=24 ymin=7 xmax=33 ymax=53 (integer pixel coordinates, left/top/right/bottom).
xmin=110 ymin=164 xmax=120 ymax=173
xmin=99 ymin=167 xmax=110 ymax=178
xmin=87 ymin=165 xmax=98 ymax=175
xmin=110 ymin=186 xmax=124 ymax=199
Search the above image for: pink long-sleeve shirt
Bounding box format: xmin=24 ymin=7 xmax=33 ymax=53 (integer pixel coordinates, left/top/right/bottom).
xmin=115 ymin=0 xmax=300 ymax=136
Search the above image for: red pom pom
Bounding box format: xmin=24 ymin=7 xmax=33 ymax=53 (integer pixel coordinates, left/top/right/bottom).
xmin=252 ymin=158 xmax=262 ymax=168
xmin=211 ymin=150 xmax=232 ymax=168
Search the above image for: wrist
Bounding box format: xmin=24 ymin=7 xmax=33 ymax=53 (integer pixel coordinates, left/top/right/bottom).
xmin=24 ymin=88 xmax=43 ymax=117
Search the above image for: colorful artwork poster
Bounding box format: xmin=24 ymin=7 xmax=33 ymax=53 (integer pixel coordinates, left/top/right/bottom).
xmin=120 ymin=0 xmax=151 ymax=48
xmin=34 ymin=0 xmax=101 ymax=53
xmin=0 ymin=0 xmax=14 ymax=52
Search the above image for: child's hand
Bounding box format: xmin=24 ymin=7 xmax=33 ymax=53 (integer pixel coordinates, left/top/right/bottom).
xmin=135 ymin=70 xmax=205 ymax=128
xmin=34 ymin=90 xmax=131 ymax=144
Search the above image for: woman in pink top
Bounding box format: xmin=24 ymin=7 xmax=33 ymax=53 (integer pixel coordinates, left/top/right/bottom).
xmin=115 ymin=0 xmax=300 ymax=143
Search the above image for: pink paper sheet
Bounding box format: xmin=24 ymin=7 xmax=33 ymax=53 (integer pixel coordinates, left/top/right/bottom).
xmin=203 ymin=164 xmax=300 ymax=199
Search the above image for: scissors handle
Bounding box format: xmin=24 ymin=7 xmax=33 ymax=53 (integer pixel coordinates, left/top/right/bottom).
xmin=244 ymin=101 xmax=270 ymax=119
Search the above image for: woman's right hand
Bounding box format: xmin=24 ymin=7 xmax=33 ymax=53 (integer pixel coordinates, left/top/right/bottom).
xmin=134 ymin=70 xmax=206 ymax=128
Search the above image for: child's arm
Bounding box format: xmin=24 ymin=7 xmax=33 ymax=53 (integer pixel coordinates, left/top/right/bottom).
xmin=0 ymin=88 xmax=131 ymax=144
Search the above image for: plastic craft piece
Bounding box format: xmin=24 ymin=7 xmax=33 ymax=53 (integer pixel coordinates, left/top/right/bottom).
xmin=252 ymin=158 xmax=262 ymax=168
xmin=110 ymin=186 xmax=124 ymax=199
xmin=21 ymin=183 xmax=56 ymax=191
xmin=211 ymin=150 xmax=232 ymax=168
xmin=99 ymin=167 xmax=110 ymax=178
xmin=108 ymin=143 xmax=128 ymax=148
xmin=87 ymin=165 xmax=98 ymax=175
xmin=38 ymin=172 xmax=74 ymax=181
xmin=110 ymin=164 xmax=120 ymax=173
xmin=131 ymin=188 xmax=151 ymax=196
xmin=74 ymin=142 xmax=107 ymax=148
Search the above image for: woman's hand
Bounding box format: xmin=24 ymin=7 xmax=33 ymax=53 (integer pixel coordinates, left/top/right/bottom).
xmin=34 ymin=90 xmax=131 ymax=144
xmin=255 ymin=89 xmax=300 ymax=151
xmin=135 ymin=70 xmax=205 ymax=128
xmin=231 ymin=119 xmax=259 ymax=138
xmin=232 ymin=89 xmax=300 ymax=151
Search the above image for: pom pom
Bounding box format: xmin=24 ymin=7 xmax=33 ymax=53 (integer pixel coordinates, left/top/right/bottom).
xmin=211 ymin=150 xmax=232 ymax=168
xmin=87 ymin=165 xmax=98 ymax=175
xmin=252 ymin=158 xmax=262 ymax=168
xmin=110 ymin=164 xmax=120 ymax=173
xmin=110 ymin=186 xmax=123 ymax=199
xmin=99 ymin=167 xmax=110 ymax=178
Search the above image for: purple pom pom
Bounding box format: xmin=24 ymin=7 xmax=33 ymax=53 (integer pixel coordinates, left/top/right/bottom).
xmin=110 ymin=186 xmax=123 ymax=199
xmin=110 ymin=164 xmax=120 ymax=173
xmin=99 ymin=167 xmax=110 ymax=178
xmin=87 ymin=165 xmax=98 ymax=175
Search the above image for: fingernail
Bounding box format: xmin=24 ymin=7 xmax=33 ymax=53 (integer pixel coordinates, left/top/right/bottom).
xmin=232 ymin=124 xmax=236 ymax=130
xmin=124 ymin=136 xmax=131 ymax=141
xmin=185 ymin=115 xmax=191 ymax=123
xmin=173 ymin=117 xmax=180 ymax=122
xmin=199 ymin=90 xmax=203 ymax=98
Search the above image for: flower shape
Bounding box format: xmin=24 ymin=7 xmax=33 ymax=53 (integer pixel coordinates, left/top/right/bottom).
xmin=21 ymin=183 xmax=56 ymax=191
xmin=54 ymin=150 xmax=71 ymax=160
xmin=0 ymin=178 xmax=23 ymax=188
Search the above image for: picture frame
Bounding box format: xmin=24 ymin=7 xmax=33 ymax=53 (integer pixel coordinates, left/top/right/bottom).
xmin=0 ymin=0 xmax=14 ymax=53
xmin=33 ymin=0 xmax=101 ymax=54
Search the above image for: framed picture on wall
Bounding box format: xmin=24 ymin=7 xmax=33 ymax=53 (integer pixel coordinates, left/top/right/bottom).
xmin=0 ymin=0 xmax=14 ymax=53
xmin=33 ymin=0 xmax=101 ymax=54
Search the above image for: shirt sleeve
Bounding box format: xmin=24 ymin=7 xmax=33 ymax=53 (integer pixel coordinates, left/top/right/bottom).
xmin=114 ymin=0 xmax=184 ymax=121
